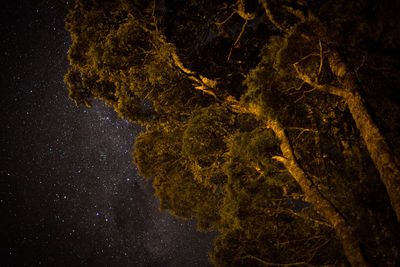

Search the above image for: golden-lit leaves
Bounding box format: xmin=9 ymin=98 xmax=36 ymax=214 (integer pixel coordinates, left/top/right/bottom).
xmin=64 ymin=67 xmax=92 ymax=107
xmin=64 ymin=1 xmax=400 ymax=265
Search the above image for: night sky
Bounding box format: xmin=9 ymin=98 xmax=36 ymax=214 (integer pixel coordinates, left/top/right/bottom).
xmin=1 ymin=1 xmax=216 ymax=266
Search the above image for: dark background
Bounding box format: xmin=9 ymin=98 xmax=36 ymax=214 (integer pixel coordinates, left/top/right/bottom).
xmin=1 ymin=1 xmax=216 ymax=266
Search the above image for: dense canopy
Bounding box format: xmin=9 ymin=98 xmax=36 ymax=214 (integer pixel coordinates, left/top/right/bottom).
xmin=65 ymin=0 xmax=400 ymax=266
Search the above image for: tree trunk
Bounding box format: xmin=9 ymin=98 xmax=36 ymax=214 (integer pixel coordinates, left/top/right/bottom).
xmin=267 ymin=119 xmax=369 ymax=267
xmin=329 ymin=52 xmax=400 ymax=221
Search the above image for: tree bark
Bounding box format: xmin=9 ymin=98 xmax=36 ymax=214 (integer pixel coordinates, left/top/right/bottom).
xmin=328 ymin=52 xmax=400 ymax=221
xmin=267 ymin=119 xmax=369 ymax=267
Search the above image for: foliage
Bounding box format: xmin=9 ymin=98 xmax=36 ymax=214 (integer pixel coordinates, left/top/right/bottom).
xmin=65 ymin=0 xmax=400 ymax=266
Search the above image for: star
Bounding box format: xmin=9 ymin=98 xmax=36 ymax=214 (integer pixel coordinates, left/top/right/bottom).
xmin=2 ymin=1 xmax=216 ymax=266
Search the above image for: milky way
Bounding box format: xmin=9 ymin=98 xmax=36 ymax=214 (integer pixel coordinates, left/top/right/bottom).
xmin=1 ymin=1 xmax=216 ymax=266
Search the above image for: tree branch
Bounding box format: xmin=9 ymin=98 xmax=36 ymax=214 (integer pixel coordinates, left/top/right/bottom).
xmin=282 ymin=5 xmax=306 ymax=21
xmin=293 ymin=63 xmax=348 ymax=97
xmin=267 ymin=119 xmax=369 ymax=266
xmin=282 ymin=208 xmax=332 ymax=228
xmin=259 ymin=0 xmax=289 ymax=33
xmin=215 ymin=0 xmax=256 ymax=28
xmin=166 ymin=48 xmax=221 ymax=101
xmin=317 ymin=40 xmax=323 ymax=78
xmin=236 ymin=0 xmax=257 ymax=20
xmin=215 ymin=12 xmax=235 ymax=28
xmin=308 ymin=240 xmax=330 ymax=264
xmin=227 ymin=20 xmax=248 ymax=62
xmin=243 ymin=254 xmax=309 ymax=266
xmin=286 ymin=127 xmax=317 ymax=133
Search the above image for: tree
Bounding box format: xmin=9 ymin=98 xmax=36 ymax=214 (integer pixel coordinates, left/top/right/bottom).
xmin=64 ymin=0 xmax=400 ymax=266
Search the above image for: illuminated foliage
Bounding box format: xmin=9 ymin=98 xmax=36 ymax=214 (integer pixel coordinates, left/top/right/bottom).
xmin=65 ymin=0 xmax=400 ymax=266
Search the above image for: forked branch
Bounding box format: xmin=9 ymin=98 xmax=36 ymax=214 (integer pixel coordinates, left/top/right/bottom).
xmin=293 ymin=63 xmax=347 ymax=97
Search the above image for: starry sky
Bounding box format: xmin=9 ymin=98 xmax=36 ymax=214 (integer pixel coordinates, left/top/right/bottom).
xmin=1 ymin=1 xmax=216 ymax=266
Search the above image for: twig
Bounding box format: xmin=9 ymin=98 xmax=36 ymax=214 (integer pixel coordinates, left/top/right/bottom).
xmin=282 ymin=207 xmax=332 ymax=228
xmin=296 ymin=53 xmax=321 ymax=65
xmin=278 ymin=235 xmax=325 ymax=247
xmin=287 ymin=127 xmax=317 ymax=133
xmin=317 ymin=40 xmax=323 ymax=78
xmin=308 ymin=240 xmax=330 ymax=263
xmin=227 ymin=20 xmax=248 ymax=62
xmin=355 ymin=54 xmax=367 ymax=75
xmin=282 ymin=5 xmax=306 ymax=21
xmin=152 ymin=0 xmax=158 ymax=33
xmin=259 ymin=0 xmax=289 ymax=33
xmin=294 ymin=94 xmax=305 ymax=103
xmin=215 ymin=10 xmax=236 ymax=28
xmin=216 ymin=0 xmax=256 ymax=28
xmin=243 ymin=254 xmax=309 ymax=266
